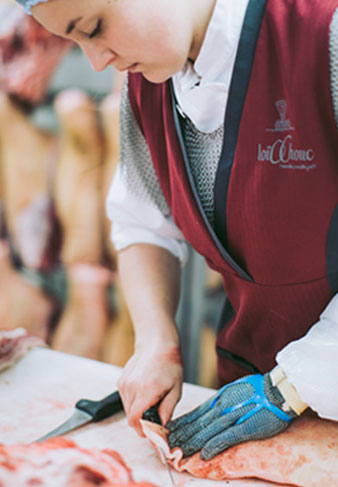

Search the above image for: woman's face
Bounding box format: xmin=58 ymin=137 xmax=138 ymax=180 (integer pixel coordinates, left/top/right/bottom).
xmin=32 ymin=0 xmax=198 ymax=83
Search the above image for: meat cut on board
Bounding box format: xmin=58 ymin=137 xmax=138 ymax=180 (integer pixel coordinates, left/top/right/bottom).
xmin=2 ymin=331 xmax=337 ymax=487
xmin=0 ymin=437 xmax=158 ymax=487
xmin=0 ymin=342 xmax=313 ymax=487
xmin=141 ymin=416 xmax=338 ymax=487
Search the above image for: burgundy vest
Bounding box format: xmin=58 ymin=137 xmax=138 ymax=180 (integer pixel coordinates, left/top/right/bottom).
xmin=128 ymin=0 xmax=338 ymax=384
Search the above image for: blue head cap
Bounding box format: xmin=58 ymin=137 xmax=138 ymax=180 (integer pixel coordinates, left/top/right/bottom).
xmin=15 ymin=0 xmax=51 ymax=15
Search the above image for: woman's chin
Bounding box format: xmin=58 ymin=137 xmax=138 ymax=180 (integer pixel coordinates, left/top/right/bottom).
xmin=140 ymin=66 xmax=180 ymax=84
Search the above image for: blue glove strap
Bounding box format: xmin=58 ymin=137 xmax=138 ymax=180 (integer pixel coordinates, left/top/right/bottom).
xmin=211 ymin=374 xmax=292 ymax=425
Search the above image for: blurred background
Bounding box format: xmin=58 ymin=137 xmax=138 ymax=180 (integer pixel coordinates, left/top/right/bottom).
xmin=0 ymin=0 xmax=225 ymax=389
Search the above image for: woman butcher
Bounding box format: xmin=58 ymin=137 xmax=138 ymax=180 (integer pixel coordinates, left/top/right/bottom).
xmin=16 ymin=0 xmax=338 ymax=461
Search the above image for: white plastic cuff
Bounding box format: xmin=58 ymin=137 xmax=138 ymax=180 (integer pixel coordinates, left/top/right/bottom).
xmin=270 ymin=365 xmax=308 ymax=416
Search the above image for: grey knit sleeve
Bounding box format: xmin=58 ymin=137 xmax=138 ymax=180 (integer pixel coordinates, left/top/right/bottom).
xmin=329 ymin=7 xmax=338 ymax=127
xmin=119 ymin=75 xmax=170 ymax=216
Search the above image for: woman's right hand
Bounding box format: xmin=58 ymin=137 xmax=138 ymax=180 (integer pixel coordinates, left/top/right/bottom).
xmin=117 ymin=332 xmax=183 ymax=437
xmin=116 ymin=244 xmax=183 ymax=436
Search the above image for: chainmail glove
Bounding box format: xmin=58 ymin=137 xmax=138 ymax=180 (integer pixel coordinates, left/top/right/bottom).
xmin=166 ymin=372 xmax=298 ymax=460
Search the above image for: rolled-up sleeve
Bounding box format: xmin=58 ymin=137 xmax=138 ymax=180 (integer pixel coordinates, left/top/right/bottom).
xmin=106 ymin=165 xmax=188 ymax=263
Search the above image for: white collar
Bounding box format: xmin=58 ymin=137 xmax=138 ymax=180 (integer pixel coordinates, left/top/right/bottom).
xmin=195 ymin=0 xmax=247 ymax=82
xmin=172 ymin=0 xmax=249 ymax=132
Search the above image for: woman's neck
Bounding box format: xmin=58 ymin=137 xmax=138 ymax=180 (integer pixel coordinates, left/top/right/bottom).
xmin=189 ymin=0 xmax=217 ymax=61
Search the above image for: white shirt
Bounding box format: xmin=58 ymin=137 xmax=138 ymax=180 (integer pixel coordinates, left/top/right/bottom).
xmin=106 ymin=0 xmax=338 ymax=420
xmin=172 ymin=0 xmax=248 ymax=133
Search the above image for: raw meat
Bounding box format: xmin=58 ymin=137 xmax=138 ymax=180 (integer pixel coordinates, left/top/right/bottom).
xmin=0 ymin=3 xmax=72 ymax=104
xmin=0 ymin=160 xmax=5 ymax=240
xmin=0 ymin=437 xmax=158 ymax=487
xmin=51 ymin=89 xmax=110 ymax=360
xmin=141 ymin=415 xmax=338 ymax=487
xmin=51 ymin=264 xmax=111 ymax=360
xmin=0 ymin=93 xmax=59 ymax=270
xmin=0 ymin=241 xmax=55 ymax=340
xmin=0 ymin=327 xmax=45 ymax=372
xmin=53 ymin=89 xmax=104 ymax=266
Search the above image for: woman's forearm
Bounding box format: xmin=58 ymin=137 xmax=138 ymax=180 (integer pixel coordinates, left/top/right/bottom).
xmin=118 ymin=243 xmax=181 ymax=348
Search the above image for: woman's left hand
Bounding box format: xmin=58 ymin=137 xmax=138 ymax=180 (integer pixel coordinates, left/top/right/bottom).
xmin=167 ymin=372 xmax=297 ymax=460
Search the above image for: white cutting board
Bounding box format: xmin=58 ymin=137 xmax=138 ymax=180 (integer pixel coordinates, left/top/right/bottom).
xmin=0 ymin=348 xmax=281 ymax=487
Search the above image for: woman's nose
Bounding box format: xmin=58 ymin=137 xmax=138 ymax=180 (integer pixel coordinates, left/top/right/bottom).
xmin=80 ymin=43 xmax=116 ymax=72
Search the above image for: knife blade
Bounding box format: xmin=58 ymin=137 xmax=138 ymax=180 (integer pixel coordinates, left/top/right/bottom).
xmin=157 ymin=444 xmax=177 ymax=487
xmin=34 ymin=390 xmax=123 ymax=442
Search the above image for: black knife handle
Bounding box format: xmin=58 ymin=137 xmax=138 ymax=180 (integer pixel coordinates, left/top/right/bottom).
xmin=142 ymin=404 xmax=162 ymax=425
xmin=76 ymin=390 xmax=123 ymax=422
xmin=76 ymin=390 xmax=163 ymax=425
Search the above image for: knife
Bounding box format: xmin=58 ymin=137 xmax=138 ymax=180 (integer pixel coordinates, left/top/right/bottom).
xmin=34 ymin=391 xmax=163 ymax=443
xmin=35 ymin=390 xmax=124 ymax=442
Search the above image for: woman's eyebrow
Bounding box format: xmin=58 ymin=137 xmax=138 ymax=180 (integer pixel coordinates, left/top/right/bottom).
xmin=66 ymin=17 xmax=82 ymax=34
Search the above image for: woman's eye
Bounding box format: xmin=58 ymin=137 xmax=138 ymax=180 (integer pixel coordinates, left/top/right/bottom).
xmin=89 ymin=19 xmax=102 ymax=39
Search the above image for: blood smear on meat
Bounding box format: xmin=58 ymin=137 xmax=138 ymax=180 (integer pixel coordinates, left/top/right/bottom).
xmin=141 ymin=415 xmax=338 ymax=487
xmin=0 ymin=437 xmax=158 ymax=487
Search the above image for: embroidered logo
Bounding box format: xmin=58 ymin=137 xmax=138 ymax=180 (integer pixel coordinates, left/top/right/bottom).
xmin=266 ymin=100 xmax=294 ymax=132
xmin=257 ymin=100 xmax=316 ymax=171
